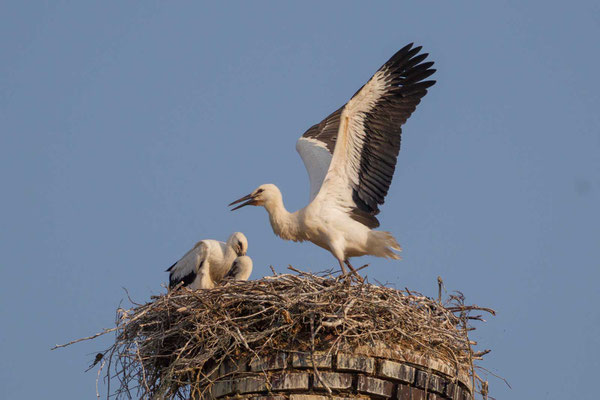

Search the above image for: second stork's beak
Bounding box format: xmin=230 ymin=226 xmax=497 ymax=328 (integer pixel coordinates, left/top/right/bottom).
xmin=229 ymin=193 xmax=256 ymax=211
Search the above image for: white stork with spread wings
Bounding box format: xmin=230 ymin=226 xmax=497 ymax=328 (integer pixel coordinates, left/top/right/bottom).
xmin=229 ymin=44 xmax=435 ymax=276
xmin=166 ymin=232 xmax=248 ymax=289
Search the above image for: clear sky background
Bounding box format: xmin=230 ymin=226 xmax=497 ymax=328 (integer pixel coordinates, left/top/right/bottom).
xmin=1 ymin=2 xmax=599 ymax=399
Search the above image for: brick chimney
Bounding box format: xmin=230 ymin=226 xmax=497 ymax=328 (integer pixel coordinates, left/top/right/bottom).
xmin=196 ymin=344 xmax=473 ymax=400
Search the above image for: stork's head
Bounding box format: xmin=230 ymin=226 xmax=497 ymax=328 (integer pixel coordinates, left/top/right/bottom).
xmin=229 ymin=184 xmax=281 ymax=210
xmin=227 ymin=255 xmax=253 ymax=281
xmin=227 ymin=232 xmax=248 ymax=256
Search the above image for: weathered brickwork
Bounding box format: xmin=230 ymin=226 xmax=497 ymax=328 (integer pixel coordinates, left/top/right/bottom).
xmin=250 ymin=353 xmax=288 ymax=372
xmin=378 ymin=360 xmax=415 ymax=383
xmin=199 ymin=351 xmax=473 ymax=400
xmin=270 ymin=373 xmax=310 ymax=391
xmin=428 ymin=374 xmax=445 ymax=394
xmin=313 ymin=372 xmax=353 ymax=390
xmin=292 ymin=352 xmax=332 ymax=369
xmin=337 ymin=354 xmax=376 ymax=374
xmin=414 ymin=370 xmax=430 ymax=390
xmin=357 ymin=376 xmax=394 ymax=397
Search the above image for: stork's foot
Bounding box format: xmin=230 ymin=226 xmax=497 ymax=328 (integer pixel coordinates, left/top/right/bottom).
xmin=344 ymin=260 xmax=365 ymax=283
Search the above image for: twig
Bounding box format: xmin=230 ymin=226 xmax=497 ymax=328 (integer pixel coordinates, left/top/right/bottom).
xmin=310 ymin=313 xmax=331 ymax=395
xmin=52 ymin=327 xmax=118 ymax=350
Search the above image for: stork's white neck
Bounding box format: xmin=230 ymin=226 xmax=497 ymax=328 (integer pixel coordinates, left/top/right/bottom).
xmin=224 ymin=244 xmax=238 ymax=261
xmin=262 ymin=193 xmax=298 ymax=241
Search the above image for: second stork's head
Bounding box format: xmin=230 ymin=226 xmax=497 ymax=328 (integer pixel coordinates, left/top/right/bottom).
xmin=227 ymin=232 xmax=248 ymax=256
xmin=229 ymin=184 xmax=282 ymax=211
xmin=227 ymin=255 xmax=253 ymax=281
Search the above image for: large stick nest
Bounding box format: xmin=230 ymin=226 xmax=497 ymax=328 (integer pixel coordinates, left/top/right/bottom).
xmin=59 ymin=269 xmax=494 ymax=399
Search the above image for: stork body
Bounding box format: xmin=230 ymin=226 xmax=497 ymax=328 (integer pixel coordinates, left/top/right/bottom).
xmin=166 ymin=232 xmax=248 ymax=289
xmin=224 ymin=255 xmax=253 ymax=281
xmin=232 ymin=184 xmax=398 ymax=275
xmin=230 ymin=44 xmax=435 ymax=275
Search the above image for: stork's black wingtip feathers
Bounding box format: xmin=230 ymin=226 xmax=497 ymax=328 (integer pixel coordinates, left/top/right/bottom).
xmin=166 ymin=261 xmax=177 ymax=272
xmin=348 ymin=43 xmax=436 ymax=217
xmin=385 ymin=44 xmax=431 ymax=72
xmin=422 ymin=80 xmax=437 ymax=89
xmin=401 ymin=42 xmax=414 ymax=52
xmin=389 ymin=43 xmax=416 ymax=64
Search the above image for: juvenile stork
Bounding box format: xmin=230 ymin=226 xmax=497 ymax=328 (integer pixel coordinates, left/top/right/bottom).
xmin=166 ymin=232 xmax=248 ymax=289
xmin=229 ymin=44 xmax=435 ymax=276
xmin=224 ymin=255 xmax=253 ymax=282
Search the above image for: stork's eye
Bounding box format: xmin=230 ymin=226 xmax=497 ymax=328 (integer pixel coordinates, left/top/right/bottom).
xmin=235 ymin=241 xmax=244 ymax=255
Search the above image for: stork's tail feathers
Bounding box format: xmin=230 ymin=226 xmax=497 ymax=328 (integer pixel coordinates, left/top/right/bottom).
xmin=369 ymin=231 xmax=402 ymax=260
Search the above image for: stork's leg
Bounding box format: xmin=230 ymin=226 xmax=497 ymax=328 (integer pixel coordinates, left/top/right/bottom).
xmin=338 ymin=259 xmax=348 ymax=275
xmin=344 ymin=260 xmax=364 ymax=283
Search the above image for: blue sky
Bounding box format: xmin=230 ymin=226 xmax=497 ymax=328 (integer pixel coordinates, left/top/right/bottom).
xmin=1 ymin=2 xmax=599 ymax=399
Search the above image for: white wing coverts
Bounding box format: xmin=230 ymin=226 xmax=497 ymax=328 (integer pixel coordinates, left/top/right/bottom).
xmin=166 ymin=241 xmax=208 ymax=289
xmin=297 ymin=44 xmax=436 ymax=228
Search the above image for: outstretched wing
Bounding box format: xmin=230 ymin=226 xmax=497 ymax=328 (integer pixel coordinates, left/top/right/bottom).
xmin=296 ymin=107 xmax=342 ymax=201
xmin=166 ymin=241 xmax=207 ymax=289
xmin=316 ymin=44 xmax=436 ymax=228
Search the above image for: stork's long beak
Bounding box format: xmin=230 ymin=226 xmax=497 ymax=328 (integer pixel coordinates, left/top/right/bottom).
xmin=229 ymin=193 xmax=256 ymax=211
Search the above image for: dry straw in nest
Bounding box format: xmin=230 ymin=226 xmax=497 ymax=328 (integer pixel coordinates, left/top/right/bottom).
xmin=54 ymin=268 xmax=495 ymax=399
